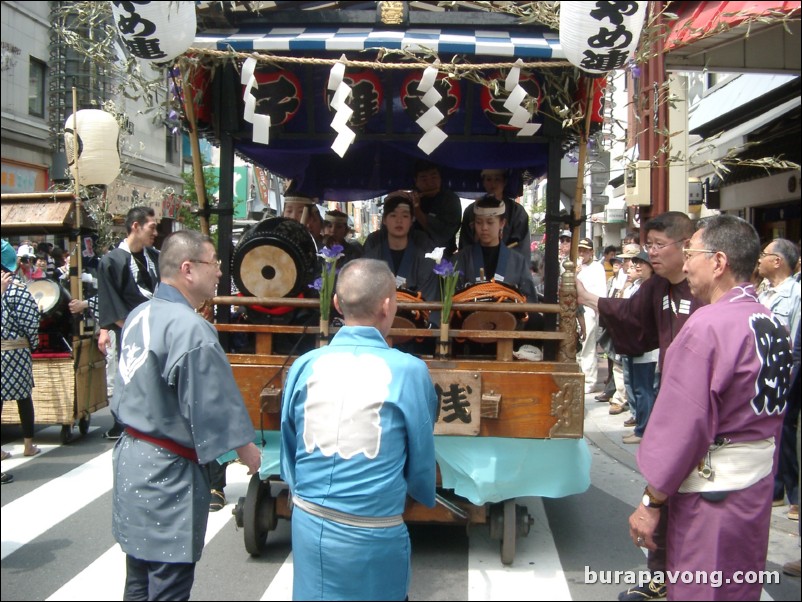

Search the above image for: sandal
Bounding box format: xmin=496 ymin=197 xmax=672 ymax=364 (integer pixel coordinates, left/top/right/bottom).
xmin=23 ymin=446 xmax=41 ymax=457
xmin=1 ymin=451 xmax=11 ymax=461
xmin=209 ymin=489 xmax=226 ymax=512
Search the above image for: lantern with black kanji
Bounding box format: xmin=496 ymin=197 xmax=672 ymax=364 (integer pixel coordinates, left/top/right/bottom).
xmin=559 ymin=1 xmax=649 ymax=76
xmin=110 ymin=0 xmax=197 ymax=64
xmin=400 ymin=72 xmax=462 ymax=125
xmin=325 ymin=70 xmax=383 ymax=128
xmin=64 ymin=110 xmax=121 ymax=186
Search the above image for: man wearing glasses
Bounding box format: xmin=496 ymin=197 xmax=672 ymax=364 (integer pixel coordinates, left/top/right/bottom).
xmin=629 ymin=215 xmax=791 ymax=600
xmin=576 ymin=211 xmax=702 ymax=601
xmin=111 ymin=230 xmax=261 ymax=600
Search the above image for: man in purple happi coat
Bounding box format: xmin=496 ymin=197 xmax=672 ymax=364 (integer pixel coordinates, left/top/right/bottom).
xmin=629 ymin=215 xmax=792 ymax=600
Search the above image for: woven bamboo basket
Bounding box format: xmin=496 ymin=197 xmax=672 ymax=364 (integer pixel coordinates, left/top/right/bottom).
xmin=2 ymin=338 xmax=107 ymax=426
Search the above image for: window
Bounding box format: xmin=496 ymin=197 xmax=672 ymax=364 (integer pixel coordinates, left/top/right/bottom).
xmin=28 ymin=58 xmax=46 ymax=118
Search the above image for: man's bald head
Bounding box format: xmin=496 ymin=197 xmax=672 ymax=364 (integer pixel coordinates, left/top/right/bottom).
xmin=335 ymin=259 xmax=396 ymax=322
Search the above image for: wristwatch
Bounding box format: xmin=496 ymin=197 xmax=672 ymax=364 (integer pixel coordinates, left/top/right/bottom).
xmin=642 ymin=486 xmax=665 ymax=509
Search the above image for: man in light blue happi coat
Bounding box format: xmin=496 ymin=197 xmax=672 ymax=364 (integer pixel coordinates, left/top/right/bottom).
xmin=281 ymin=258 xmax=437 ymax=601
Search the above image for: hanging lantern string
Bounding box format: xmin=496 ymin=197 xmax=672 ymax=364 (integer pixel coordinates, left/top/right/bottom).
xmin=188 ymin=47 xmax=572 ymax=74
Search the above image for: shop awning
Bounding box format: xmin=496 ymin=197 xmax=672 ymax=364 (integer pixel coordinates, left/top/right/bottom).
xmin=0 ymin=193 xmax=96 ymax=232
xmin=194 ymin=26 xmax=564 ymax=59
xmin=664 ymin=1 xmax=801 ymax=72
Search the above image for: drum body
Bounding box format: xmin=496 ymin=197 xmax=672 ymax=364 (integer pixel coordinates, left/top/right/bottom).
xmin=392 ymin=288 xmax=430 ymax=344
xmin=233 ymin=217 xmax=318 ymax=299
xmin=453 ymin=281 xmax=525 ymax=343
xmin=26 ymin=279 xmax=72 ymax=352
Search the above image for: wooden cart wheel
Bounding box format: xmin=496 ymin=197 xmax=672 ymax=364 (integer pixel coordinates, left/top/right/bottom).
xmin=243 ymin=473 xmax=276 ymax=557
xmin=501 ymin=499 xmax=516 ymax=565
xmin=78 ymin=414 xmax=91 ymax=435
xmin=60 ymin=425 xmax=73 ymax=444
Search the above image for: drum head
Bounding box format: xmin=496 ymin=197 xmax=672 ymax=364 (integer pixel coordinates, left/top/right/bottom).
xmin=26 ymin=279 xmax=61 ymax=315
xmin=391 ymin=316 xmax=418 ymax=344
xmin=461 ymin=310 xmax=518 ymax=343
xmin=233 ymin=217 xmax=318 ymax=298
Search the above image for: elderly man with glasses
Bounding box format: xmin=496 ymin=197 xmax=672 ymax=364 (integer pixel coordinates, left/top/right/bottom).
xmin=630 ymin=215 xmax=791 ymax=600
xmin=576 ymin=211 xmax=702 ymax=601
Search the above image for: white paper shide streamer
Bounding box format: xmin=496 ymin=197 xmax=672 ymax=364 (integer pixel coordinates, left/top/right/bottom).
xmin=415 ymin=60 xmax=448 ymax=154
xmin=503 ymin=59 xmax=541 ymax=137
xmin=327 ymin=55 xmax=356 ymax=158
xmin=241 ymin=57 xmax=271 ymax=145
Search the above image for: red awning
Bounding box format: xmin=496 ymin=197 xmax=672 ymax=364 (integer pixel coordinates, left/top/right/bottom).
xmin=666 ymin=1 xmax=801 ymax=51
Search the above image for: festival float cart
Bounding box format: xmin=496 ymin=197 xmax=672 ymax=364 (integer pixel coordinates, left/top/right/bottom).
xmin=142 ymin=0 xmax=650 ymax=564
xmin=1 ymin=192 xmax=107 ymax=443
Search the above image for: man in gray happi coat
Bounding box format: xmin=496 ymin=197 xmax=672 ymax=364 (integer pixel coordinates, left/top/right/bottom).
xmin=111 ymin=230 xmax=261 ymax=600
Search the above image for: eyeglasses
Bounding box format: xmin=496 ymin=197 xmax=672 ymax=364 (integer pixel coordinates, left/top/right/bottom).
xmin=190 ymin=259 xmax=222 ymax=268
xmin=759 ymin=252 xmax=779 ymax=259
xmin=644 ymin=239 xmax=686 ymax=252
xmin=682 ymin=248 xmax=716 ymax=261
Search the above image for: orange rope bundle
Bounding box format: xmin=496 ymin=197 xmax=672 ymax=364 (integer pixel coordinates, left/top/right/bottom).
xmin=453 ymin=281 xmax=528 ymax=323
xmin=452 ymin=281 xmax=527 ymax=305
xmin=396 ymin=289 xmax=429 ymax=323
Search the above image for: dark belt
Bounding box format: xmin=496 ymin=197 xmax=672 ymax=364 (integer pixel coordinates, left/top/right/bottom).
xmin=124 ymin=427 xmax=199 ymax=463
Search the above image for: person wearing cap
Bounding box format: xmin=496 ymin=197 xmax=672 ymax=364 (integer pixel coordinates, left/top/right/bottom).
xmin=322 ymin=209 xmax=363 ymax=268
xmin=576 ymin=237 xmax=608 ymax=394
xmin=454 ymin=196 xmax=537 ymax=303
xmin=15 ymin=244 xmax=37 ymax=284
xmin=576 ymin=211 xmax=702 ymax=601
xmin=363 ymin=194 xmax=438 ymax=303
xmin=1 ymin=240 xmax=42 ymax=482
xmin=620 ymin=250 xmax=659 ymax=444
xmin=459 ymin=169 xmax=531 ymax=257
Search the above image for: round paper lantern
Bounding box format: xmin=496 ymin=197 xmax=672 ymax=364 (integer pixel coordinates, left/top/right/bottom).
xmin=559 ymin=1 xmax=648 ymax=76
xmin=64 ymin=110 xmax=121 ymax=186
xmin=110 ymin=0 xmax=197 ymax=64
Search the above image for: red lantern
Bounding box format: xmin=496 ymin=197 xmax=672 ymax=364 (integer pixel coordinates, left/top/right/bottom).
xmin=324 ymin=70 xmax=383 ymax=128
xmin=244 ymin=69 xmax=303 ymax=127
xmin=577 ymin=76 xmax=607 ymax=124
xmin=400 ymin=72 xmax=461 ymax=125
xmin=481 ymin=71 xmax=543 ymax=131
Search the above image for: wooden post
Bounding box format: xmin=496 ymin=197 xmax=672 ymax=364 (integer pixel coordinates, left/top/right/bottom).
xmin=178 ymin=63 xmax=210 ymax=235
xmin=570 ymin=81 xmax=596 ymax=263
xmin=70 ymin=87 xmax=85 ymax=339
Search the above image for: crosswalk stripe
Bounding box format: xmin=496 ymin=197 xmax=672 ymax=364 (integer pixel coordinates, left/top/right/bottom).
xmin=1 ymin=425 xmax=99 ymax=470
xmin=1 ymin=449 xmax=113 ymax=560
xmin=260 ymin=554 xmax=294 ymax=601
xmin=468 ymin=497 xmax=571 ymax=601
xmin=45 ymin=461 xmax=254 ymax=601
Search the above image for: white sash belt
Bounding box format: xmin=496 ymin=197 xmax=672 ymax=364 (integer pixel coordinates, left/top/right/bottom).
xmin=678 ymin=437 xmax=775 ymax=494
xmin=292 ymin=495 xmax=404 ymax=528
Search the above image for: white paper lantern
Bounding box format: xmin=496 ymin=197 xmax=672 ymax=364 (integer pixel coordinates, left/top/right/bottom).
xmin=559 ymin=1 xmax=649 ymax=75
xmin=64 ymin=110 xmax=121 ymax=186
xmin=110 ymin=0 xmax=197 ymax=64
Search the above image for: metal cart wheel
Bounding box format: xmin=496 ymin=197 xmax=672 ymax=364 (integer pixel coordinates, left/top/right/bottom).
xmin=78 ymin=413 xmax=91 ymax=435
xmin=501 ymin=498 xmax=517 ymax=565
xmin=242 ymin=473 xmax=277 ymax=556
xmin=60 ymin=424 xmax=73 ymax=444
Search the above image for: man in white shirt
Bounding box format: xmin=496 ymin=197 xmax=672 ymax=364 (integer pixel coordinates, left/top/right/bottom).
xmin=576 ymin=237 xmax=608 ymax=393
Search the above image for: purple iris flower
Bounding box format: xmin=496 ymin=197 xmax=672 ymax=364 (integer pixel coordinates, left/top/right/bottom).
xmin=433 ymin=260 xmax=454 ymax=277
xmin=308 ymin=277 xmax=323 ymax=291
xmin=319 ymin=244 xmax=344 ymax=259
